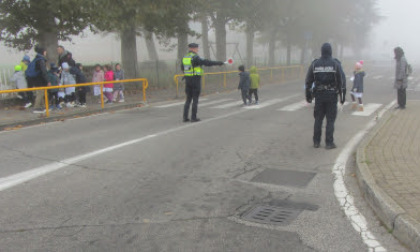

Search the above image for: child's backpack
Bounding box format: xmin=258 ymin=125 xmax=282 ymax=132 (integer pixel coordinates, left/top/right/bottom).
xmin=406 ymin=64 xmax=413 ymax=76
xmin=25 ymin=57 xmax=42 ymax=78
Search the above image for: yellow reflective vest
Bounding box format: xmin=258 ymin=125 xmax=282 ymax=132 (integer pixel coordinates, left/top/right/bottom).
xmin=182 ymin=52 xmax=203 ymax=76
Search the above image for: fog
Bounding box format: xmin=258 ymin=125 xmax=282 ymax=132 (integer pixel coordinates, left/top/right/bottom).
xmin=0 ymin=0 xmax=419 ymax=66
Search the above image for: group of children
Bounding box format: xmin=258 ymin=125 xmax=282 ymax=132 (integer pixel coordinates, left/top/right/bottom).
xmin=10 ymin=57 xmax=125 ymax=111
xmin=238 ymin=65 xmax=260 ymax=105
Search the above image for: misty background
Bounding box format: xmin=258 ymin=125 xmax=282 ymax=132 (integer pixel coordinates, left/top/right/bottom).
xmin=0 ymin=1 xmax=418 ymax=69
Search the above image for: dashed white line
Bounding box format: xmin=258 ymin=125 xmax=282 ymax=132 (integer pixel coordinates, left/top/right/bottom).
xmin=277 ymin=100 xmax=308 ymax=111
xmin=200 ymin=98 xmax=233 ymax=107
xmin=244 ymin=95 xmax=300 ymax=109
xmin=156 ymin=98 xmax=208 ymax=108
xmin=351 ymin=103 xmax=383 ymax=117
xmin=211 ymin=101 xmax=244 ymax=109
xmin=333 ymin=100 xmax=396 ymax=252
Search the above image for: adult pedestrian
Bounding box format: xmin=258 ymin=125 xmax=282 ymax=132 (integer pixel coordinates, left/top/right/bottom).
xmin=181 ymin=43 xmax=224 ymax=122
xmin=394 ymin=47 xmax=408 ymax=109
xmin=26 ymin=45 xmax=51 ymax=114
xmin=57 ymin=45 xmax=76 ymax=68
xmin=305 ymin=43 xmax=344 ymax=149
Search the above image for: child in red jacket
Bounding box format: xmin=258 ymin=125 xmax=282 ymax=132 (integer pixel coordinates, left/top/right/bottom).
xmin=103 ymin=65 xmax=114 ymax=104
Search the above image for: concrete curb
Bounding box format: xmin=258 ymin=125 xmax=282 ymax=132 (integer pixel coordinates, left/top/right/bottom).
xmin=356 ymin=108 xmax=420 ymax=252
xmin=0 ymin=102 xmax=147 ymax=131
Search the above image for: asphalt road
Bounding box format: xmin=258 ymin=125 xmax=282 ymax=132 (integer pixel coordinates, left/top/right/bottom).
xmin=0 ymin=62 xmax=416 ymax=252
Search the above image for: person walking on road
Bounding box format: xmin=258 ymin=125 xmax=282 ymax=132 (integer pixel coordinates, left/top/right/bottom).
xmin=394 ymin=47 xmax=408 ymax=109
xmin=350 ymin=61 xmax=366 ymax=111
xmin=181 ymin=43 xmax=224 ymax=122
xmin=249 ymin=66 xmax=260 ymax=104
xmin=26 ymin=45 xmax=51 ymax=114
xmin=238 ymin=65 xmax=251 ymax=106
xmin=305 ymin=43 xmax=344 ymax=149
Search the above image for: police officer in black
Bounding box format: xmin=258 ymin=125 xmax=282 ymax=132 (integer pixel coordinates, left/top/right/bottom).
xmin=181 ymin=43 xmax=224 ymax=122
xmin=305 ymin=43 xmax=344 ymax=149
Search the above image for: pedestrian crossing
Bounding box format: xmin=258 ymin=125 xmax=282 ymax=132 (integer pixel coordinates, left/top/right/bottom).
xmin=155 ymin=96 xmax=383 ymax=117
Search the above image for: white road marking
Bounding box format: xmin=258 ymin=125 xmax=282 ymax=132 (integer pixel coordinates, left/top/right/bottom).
xmin=277 ymin=100 xmax=309 ymax=111
xmin=333 ymin=100 xmax=396 ymax=252
xmin=200 ymin=98 xmax=233 ymax=107
xmin=211 ymin=101 xmax=244 ymax=109
xmin=0 ymin=93 xmax=300 ymax=192
xmin=352 ymin=103 xmax=382 ymax=117
xmin=156 ymin=98 xmax=208 ymax=108
xmin=244 ymin=95 xmax=300 ymax=109
xmin=372 ymin=75 xmax=383 ymax=80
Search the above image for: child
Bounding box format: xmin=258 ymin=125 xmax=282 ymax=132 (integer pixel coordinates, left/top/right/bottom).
xmin=47 ymin=63 xmax=61 ymax=109
xmin=103 ymin=64 xmax=114 ymax=104
xmin=71 ymin=63 xmax=88 ymax=107
xmin=249 ymin=66 xmax=260 ymax=104
xmin=61 ymin=62 xmax=77 ymax=107
xmin=92 ymin=64 xmax=104 ymax=102
xmin=10 ymin=65 xmax=32 ymax=108
xmin=351 ymin=62 xmax=366 ymax=111
xmin=113 ymin=63 xmax=125 ymax=102
xmin=238 ymin=65 xmax=251 ymax=106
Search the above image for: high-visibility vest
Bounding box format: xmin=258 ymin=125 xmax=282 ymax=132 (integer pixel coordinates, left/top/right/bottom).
xmin=182 ymin=52 xmax=203 ymax=76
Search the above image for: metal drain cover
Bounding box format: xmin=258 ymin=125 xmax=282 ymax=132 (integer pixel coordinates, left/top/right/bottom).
xmin=241 ymin=205 xmax=302 ymax=225
xmin=251 ymin=169 xmax=316 ymax=188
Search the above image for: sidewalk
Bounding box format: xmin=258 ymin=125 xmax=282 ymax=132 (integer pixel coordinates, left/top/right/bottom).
xmin=357 ymin=100 xmax=420 ymax=252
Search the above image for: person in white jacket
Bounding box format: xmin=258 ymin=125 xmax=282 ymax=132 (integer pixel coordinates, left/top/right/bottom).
xmin=10 ymin=65 xmax=31 ymax=108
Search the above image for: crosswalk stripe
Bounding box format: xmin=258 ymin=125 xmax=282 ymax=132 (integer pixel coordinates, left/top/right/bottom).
xmin=351 ymin=103 xmax=382 ymax=117
xmin=277 ymin=100 xmax=308 ymax=111
xmin=156 ymin=98 xmax=208 ymax=108
xmin=200 ymin=99 xmax=233 ymax=107
xmin=244 ymin=94 xmax=300 ymax=109
xmin=372 ymin=75 xmax=383 ymax=80
xmin=211 ymin=101 xmax=244 ymax=109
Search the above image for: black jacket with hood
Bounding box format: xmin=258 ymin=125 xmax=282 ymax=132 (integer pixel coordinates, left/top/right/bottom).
xmin=305 ymin=43 xmax=343 ymax=102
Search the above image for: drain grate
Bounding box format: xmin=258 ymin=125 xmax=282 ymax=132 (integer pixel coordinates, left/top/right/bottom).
xmin=241 ymin=205 xmax=302 ymax=225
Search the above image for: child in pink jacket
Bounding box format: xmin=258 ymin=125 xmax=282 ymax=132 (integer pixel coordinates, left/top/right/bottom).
xmin=103 ymin=64 xmax=114 ymax=104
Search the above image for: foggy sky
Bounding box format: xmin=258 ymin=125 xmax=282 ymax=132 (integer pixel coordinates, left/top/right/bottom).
xmin=0 ymin=0 xmax=419 ymax=66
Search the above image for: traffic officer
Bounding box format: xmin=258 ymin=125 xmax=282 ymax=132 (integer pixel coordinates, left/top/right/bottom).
xmin=305 ymin=43 xmax=344 ymax=149
xmin=181 ymin=43 xmax=224 ymax=122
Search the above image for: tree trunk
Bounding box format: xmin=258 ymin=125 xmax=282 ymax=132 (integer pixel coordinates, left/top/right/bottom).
xmin=246 ymin=26 xmax=254 ymax=67
xmin=34 ymin=5 xmax=58 ymax=65
xmin=120 ymin=25 xmax=138 ymax=79
xmin=214 ymin=12 xmax=226 ymax=61
xmin=268 ymin=35 xmax=276 ymax=66
xmin=144 ymin=30 xmax=159 ymax=61
xmin=286 ymin=41 xmax=291 ymax=66
xmin=177 ymin=32 xmax=188 ymax=61
xmin=201 ymin=16 xmax=210 ymax=59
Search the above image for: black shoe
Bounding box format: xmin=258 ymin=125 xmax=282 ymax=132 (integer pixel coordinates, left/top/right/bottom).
xmin=183 ymin=118 xmax=190 ymax=122
xmin=325 ymin=143 xmax=337 ymax=149
xmin=314 ymin=143 xmax=320 ymax=148
xmin=191 ymin=118 xmax=201 ymax=123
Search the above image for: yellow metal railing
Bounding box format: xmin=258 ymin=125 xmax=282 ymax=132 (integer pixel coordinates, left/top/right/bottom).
xmin=0 ymin=78 xmax=149 ymax=117
xmin=173 ymin=65 xmax=304 ymax=97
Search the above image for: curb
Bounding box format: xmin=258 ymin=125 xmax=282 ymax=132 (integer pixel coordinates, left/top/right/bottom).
xmin=0 ymin=102 xmax=147 ymax=131
xmin=356 ymin=108 xmax=420 ymax=252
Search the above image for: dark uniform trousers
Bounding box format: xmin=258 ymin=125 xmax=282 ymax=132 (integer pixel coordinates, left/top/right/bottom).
xmin=397 ymin=88 xmax=406 ymax=108
xmin=183 ymin=75 xmax=201 ymax=120
xmin=313 ymin=90 xmax=338 ymax=145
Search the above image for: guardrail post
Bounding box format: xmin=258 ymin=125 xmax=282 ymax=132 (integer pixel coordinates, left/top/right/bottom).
xmin=44 ymin=89 xmax=50 ymax=117
xmin=142 ymin=79 xmax=148 ymax=102
xmin=176 ymin=77 xmax=179 ymax=98
xmin=100 ymin=83 xmax=104 ymax=108
xmin=202 ymin=75 xmax=206 ymax=91
xmin=223 ymin=73 xmax=227 ymax=88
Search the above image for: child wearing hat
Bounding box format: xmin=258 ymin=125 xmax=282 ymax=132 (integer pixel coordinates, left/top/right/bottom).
xmin=350 ymin=62 xmax=366 ymax=111
xmin=10 ymin=65 xmax=32 ymax=108
xmin=61 ymin=62 xmax=77 ymax=107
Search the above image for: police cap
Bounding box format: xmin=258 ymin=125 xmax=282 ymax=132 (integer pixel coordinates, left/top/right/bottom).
xmin=188 ymin=43 xmax=199 ymax=48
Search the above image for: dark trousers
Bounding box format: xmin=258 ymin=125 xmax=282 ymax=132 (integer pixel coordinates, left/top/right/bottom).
xmin=249 ymin=88 xmax=258 ymax=102
xmin=77 ymin=88 xmax=87 ymax=104
xmin=18 ymin=91 xmax=30 ymax=104
xmin=183 ymin=76 xmax=201 ymax=120
xmin=397 ymin=88 xmax=406 ymax=108
xmin=241 ymin=88 xmax=250 ymax=104
xmin=65 ymin=92 xmax=76 ymax=103
xmin=48 ymin=91 xmax=59 ymax=106
xmin=313 ymin=91 xmax=338 ymax=145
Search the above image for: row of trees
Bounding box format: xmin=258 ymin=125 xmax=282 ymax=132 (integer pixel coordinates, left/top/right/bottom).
xmin=0 ymin=0 xmax=380 ymax=78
